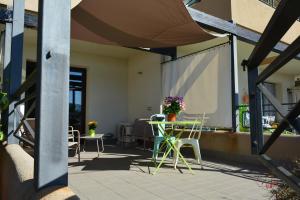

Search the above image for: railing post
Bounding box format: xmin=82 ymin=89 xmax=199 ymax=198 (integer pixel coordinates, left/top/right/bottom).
xmin=2 ymin=0 xmax=24 ymax=144
xmin=247 ymin=67 xmax=263 ymax=154
xmin=34 ymin=0 xmax=71 ymax=190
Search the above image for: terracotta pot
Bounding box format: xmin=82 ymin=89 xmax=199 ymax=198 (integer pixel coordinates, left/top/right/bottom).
xmin=167 ymin=113 xmax=176 ymax=121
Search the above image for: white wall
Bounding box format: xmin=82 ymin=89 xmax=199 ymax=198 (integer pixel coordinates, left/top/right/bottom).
xmin=70 ymin=51 xmax=128 ymax=135
xmin=19 ymin=41 xmax=129 ymax=135
xmin=128 ymin=53 xmax=162 ymax=122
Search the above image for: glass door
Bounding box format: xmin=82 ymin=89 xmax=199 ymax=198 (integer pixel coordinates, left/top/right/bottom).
xmin=25 ymin=62 xmax=87 ymax=135
xmin=69 ymin=68 xmax=86 ymax=135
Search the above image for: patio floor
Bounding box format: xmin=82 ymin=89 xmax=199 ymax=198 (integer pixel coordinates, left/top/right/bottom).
xmin=68 ymin=145 xmax=275 ymax=200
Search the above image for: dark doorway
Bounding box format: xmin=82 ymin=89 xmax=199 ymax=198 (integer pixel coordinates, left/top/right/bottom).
xmin=25 ymin=62 xmax=87 ymax=135
xmin=69 ymin=67 xmax=87 ymax=135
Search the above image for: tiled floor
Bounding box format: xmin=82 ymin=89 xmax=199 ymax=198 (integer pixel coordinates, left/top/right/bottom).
xmin=68 ymin=145 xmax=274 ymax=200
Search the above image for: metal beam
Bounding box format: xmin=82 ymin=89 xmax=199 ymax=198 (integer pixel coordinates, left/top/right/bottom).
xmin=186 ymin=7 xmax=300 ymax=60
xmin=230 ymin=35 xmax=239 ymax=132
xmin=150 ymin=47 xmax=177 ymax=60
xmin=258 ymin=84 xmax=287 ymax=117
xmin=1 ymin=2 xmax=13 ymax=143
xmin=258 ymin=154 xmax=300 ymax=196
xmin=0 ymin=6 xmax=298 ymax=60
xmin=260 ymin=100 xmax=300 ymax=154
xmin=13 ymin=69 xmax=37 ymax=99
xmin=133 ymin=47 xmax=177 ymax=60
xmin=245 ymin=0 xmax=300 ymax=69
xmin=2 ymin=0 xmax=25 ymax=144
xmin=34 ymin=0 xmax=71 ymax=190
xmin=257 ymin=36 xmax=300 ymax=84
xmin=258 ymin=84 xmax=300 ymax=133
xmin=247 ymin=67 xmax=263 ymax=154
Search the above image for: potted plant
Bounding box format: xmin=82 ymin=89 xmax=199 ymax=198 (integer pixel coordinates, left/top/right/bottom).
xmin=162 ymin=96 xmax=185 ymax=121
xmin=88 ymin=120 xmax=97 ymax=137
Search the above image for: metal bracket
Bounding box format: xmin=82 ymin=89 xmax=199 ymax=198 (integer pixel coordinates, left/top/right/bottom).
xmin=2 ymin=10 xmax=13 ymax=23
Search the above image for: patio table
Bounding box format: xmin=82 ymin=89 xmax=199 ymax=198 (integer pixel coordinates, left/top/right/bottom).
xmin=81 ymin=134 xmax=104 ymax=158
xmin=148 ymin=121 xmax=201 ymax=175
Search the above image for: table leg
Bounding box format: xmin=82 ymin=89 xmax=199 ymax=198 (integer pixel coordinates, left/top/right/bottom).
xmin=152 ymin=144 xmax=173 ymax=175
xmin=100 ymin=136 xmax=104 ymax=152
xmin=152 ymin=124 xmax=194 ymax=175
xmin=96 ymin=139 xmax=100 ymax=158
xmin=83 ymin=139 xmax=86 ymax=152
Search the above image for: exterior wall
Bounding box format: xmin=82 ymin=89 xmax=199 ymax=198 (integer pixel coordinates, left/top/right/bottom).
xmin=21 ymin=38 xmax=129 ymax=135
xmin=128 ymin=53 xmax=162 ymax=122
xmin=231 ymin=0 xmax=300 ymax=44
xmin=70 ymin=52 xmax=128 ymax=135
xmin=192 ymin=0 xmax=232 ymax=21
xmin=200 ymin=132 xmax=300 ymax=162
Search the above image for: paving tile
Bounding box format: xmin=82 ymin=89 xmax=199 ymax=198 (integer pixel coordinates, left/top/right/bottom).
xmin=68 ymin=146 xmax=273 ymax=200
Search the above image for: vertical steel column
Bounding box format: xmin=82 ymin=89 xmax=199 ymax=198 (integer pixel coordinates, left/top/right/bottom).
xmin=247 ymin=67 xmax=263 ymax=154
xmin=230 ymin=35 xmax=239 ymax=132
xmin=34 ymin=0 xmax=71 ymax=190
xmin=2 ymin=0 xmax=24 ymax=144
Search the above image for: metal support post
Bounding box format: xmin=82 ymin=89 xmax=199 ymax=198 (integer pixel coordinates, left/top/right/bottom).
xmin=247 ymin=67 xmax=263 ymax=154
xmin=34 ymin=0 xmax=71 ymax=190
xmin=2 ymin=0 xmax=24 ymax=144
xmin=230 ymin=35 xmax=239 ymax=132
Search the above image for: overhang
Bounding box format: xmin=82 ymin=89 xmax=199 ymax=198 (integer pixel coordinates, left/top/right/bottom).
xmin=71 ymin=0 xmax=215 ymax=48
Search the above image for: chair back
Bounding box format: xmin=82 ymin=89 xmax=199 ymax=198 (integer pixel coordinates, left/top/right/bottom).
xmin=68 ymin=126 xmax=75 ymax=142
xmin=150 ymin=114 xmax=165 ymax=137
xmin=179 ymin=113 xmax=207 ymax=140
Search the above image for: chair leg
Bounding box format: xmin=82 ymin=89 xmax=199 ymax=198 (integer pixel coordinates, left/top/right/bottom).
xmin=77 ymin=146 xmax=80 ymax=162
xmin=191 ymin=141 xmax=203 ymax=169
xmin=152 ymin=140 xmax=161 ymax=161
xmin=173 ymin=142 xmax=183 ymax=169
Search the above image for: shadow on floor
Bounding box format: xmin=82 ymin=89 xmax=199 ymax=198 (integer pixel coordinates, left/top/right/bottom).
xmin=69 ymin=144 xmax=273 ymax=184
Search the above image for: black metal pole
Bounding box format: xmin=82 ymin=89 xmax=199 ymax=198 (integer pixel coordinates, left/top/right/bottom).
xmin=2 ymin=0 xmax=24 ymax=144
xmin=247 ymin=66 xmax=263 ymax=154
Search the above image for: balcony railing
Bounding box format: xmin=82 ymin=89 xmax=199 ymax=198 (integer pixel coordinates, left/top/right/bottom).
xmin=259 ymin=0 xmax=300 ymax=21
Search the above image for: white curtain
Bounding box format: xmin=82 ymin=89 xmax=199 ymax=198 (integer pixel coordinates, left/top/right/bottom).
xmin=162 ymin=44 xmax=232 ymax=128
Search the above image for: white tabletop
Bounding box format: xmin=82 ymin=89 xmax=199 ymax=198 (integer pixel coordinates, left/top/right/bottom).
xmin=81 ymin=134 xmax=104 ymax=139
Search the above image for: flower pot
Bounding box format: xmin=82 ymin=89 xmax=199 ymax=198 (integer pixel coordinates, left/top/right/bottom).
xmin=167 ymin=113 xmax=176 ymax=121
xmin=88 ymin=129 xmax=96 ymax=137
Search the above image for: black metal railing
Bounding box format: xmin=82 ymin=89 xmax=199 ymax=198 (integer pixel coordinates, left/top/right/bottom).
xmin=259 ymin=0 xmax=300 ymax=21
xmin=11 ymin=70 xmax=37 ymax=147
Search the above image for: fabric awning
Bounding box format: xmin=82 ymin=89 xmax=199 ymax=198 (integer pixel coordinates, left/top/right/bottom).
xmin=71 ymin=0 xmax=215 ymax=48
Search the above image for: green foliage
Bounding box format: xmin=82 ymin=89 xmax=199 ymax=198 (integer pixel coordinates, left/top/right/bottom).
xmin=0 ymin=131 xmax=3 ymax=141
xmin=162 ymin=96 xmax=185 ymax=115
xmin=0 ymin=92 xmax=9 ymax=111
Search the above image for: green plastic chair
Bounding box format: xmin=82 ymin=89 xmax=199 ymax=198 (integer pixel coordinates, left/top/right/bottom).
xmin=150 ymin=114 xmax=175 ymax=161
